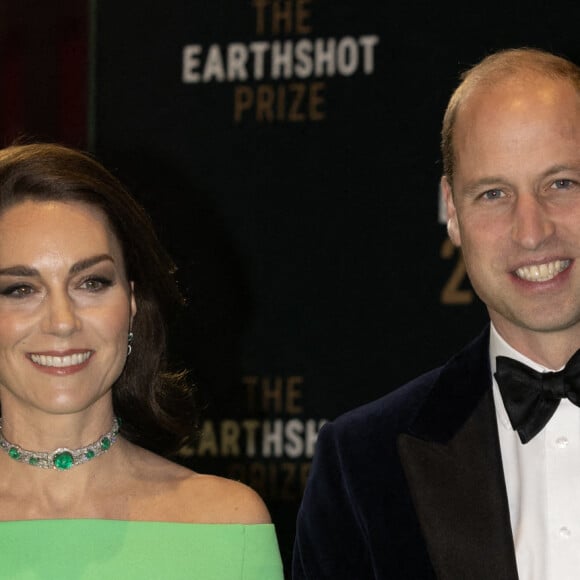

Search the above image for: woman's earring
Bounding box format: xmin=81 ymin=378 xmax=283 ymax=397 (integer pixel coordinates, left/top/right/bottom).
xmin=127 ymin=331 xmax=134 ymax=356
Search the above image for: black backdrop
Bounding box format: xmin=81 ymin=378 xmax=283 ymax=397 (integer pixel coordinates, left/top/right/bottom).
xmin=6 ymin=1 xmax=580 ymax=576
xmin=90 ymin=1 xmax=580 ymax=574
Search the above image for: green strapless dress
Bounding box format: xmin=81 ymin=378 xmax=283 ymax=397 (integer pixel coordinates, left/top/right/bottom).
xmin=0 ymin=519 xmax=284 ymax=579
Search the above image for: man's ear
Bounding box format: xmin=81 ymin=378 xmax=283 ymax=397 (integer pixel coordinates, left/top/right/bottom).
xmin=441 ymin=176 xmax=461 ymax=247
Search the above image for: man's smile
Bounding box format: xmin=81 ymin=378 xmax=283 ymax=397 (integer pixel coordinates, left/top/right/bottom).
xmin=515 ymin=259 xmax=571 ymax=282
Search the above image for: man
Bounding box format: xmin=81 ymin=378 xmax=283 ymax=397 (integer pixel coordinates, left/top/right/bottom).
xmin=292 ymin=47 xmax=580 ymax=579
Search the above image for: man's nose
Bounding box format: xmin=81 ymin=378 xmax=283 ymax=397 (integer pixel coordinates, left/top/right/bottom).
xmin=511 ymin=194 xmax=555 ymax=250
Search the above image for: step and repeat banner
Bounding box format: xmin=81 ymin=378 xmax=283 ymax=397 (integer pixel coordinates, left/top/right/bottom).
xmin=90 ymin=0 xmax=580 ymax=573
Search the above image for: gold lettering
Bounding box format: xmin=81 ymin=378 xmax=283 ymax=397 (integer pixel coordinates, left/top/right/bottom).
xmin=248 ymin=462 xmax=267 ymax=497
xmin=245 ymin=375 xmax=306 ymax=413
xmin=256 ymin=84 xmax=276 ymax=122
xmin=309 ymin=81 xmax=326 ymax=120
xmin=272 ymin=1 xmax=293 ymax=35
xmin=280 ymin=462 xmax=297 ymax=500
xmin=233 ymin=85 xmax=254 ymax=122
xmin=295 ymin=0 xmax=312 ymax=34
xmin=262 ymin=376 xmax=284 ymax=413
xmin=300 ymin=461 xmax=311 ymax=490
xmin=233 ymin=82 xmax=327 ymax=123
xmin=253 ymin=0 xmax=313 ymax=35
xmin=440 ymin=238 xmax=474 ymax=305
xmin=288 ymin=82 xmax=306 ymax=121
xmin=227 ymin=461 xmax=312 ymax=501
xmin=286 ymin=376 xmax=304 ymax=414
xmin=242 ymin=375 xmax=259 ymax=413
xmin=252 ymin=0 xmax=270 ymax=35
xmin=276 ymin=84 xmax=286 ymax=120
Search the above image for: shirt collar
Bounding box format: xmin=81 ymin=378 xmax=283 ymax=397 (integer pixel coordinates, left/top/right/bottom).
xmin=489 ymin=323 xmax=557 ymax=431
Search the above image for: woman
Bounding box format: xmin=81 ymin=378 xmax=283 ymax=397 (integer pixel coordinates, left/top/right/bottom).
xmin=0 ymin=142 xmax=284 ymax=579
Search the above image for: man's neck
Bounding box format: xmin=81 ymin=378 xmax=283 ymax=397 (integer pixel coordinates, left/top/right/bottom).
xmin=489 ymin=320 xmax=580 ymax=370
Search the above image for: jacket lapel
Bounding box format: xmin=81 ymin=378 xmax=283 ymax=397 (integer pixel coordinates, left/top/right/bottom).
xmin=398 ymin=327 xmax=519 ymax=580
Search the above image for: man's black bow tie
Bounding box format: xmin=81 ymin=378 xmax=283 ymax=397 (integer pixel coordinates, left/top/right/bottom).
xmin=494 ymin=350 xmax=580 ymax=444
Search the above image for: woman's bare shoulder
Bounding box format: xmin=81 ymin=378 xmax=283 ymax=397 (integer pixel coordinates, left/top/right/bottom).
xmin=179 ymin=473 xmax=272 ymax=524
xmin=123 ymin=445 xmax=271 ymax=524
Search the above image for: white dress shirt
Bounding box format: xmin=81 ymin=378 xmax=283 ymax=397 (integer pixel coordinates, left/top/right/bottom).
xmin=490 ymin=324 xmax=580 ymax=580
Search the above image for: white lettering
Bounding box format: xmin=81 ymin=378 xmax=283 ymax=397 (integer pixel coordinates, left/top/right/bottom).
xmin=294 ymin=38 xmax=314 ymax=78
xmin=182 ymin=44 xmax=203 ymax=83
xmin=284 ymin=419 xmax=305 ymax=458
xmin=193 ymin=418 xmax=328 ymax=458
xmin=262 ymin=419 xmax=283 ymax=457
xmin=336 ymin=36 xmax=358 ymax=76
xmin=249 ymin=41 xmax=270 ymax=80
xmin=203 ymin=44 xmax=226 ymax=82
xmin=305 ymin=419 xmax=326 ymax=457
xmin=314 ymin=38 xmax=336 ymax=76
xmin=227 ymin=43 xmax=249 ymax=81
xmin=271 ymin=40 xmax=294 ymax=79
xmin=359 ymin=34 xmax=380 ymax=74
xmin=182 ymin=35 xmax=381 ymax=84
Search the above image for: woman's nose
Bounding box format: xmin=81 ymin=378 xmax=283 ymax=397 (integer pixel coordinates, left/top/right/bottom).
xmin=41 ymin=292 xmax=81 ymax=336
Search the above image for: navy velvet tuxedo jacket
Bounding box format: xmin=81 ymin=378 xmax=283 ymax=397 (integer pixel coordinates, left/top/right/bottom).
xmin=292 ymin=326 xmax=520 ymax=579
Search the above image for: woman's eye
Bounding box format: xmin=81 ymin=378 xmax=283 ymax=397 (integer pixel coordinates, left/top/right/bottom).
xmin=0 ymin=284 xmax=35 ymax=298
xmin=80 ymin=277 xmax=113 ymax=292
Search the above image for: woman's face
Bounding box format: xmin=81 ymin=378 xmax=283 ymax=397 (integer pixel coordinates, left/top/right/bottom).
xmin=0 ymin=200 xmax=136 ymax=418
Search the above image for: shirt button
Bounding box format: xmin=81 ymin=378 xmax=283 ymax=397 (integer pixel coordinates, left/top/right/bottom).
xmin=560 ymin=527 xmax=571 ymax=539
xmin=555 ymin=436 xmax=569 ymax=448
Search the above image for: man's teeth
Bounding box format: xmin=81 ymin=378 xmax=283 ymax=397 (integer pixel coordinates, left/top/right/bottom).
xmin=515 ymin=260 xmax=570 ymax=282
xmin=30 ymin=352 xmax=91 ymax=367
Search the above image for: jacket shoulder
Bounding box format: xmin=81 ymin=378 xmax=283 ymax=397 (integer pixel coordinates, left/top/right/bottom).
xmin=330 ymin=366 xmax=444 ymax=438
xmin=326 ymin=325 xmax=491 ymax=446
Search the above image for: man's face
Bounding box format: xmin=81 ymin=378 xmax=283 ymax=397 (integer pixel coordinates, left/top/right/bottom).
xmin=443 ymin=74 xmax=580 ymax=352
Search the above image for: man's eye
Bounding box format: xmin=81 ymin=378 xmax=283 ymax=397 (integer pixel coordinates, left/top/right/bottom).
xmin=482 ymin=189 xmax=503 ymax=200
xmin=552 ymin=179 xmax=574 ymax=189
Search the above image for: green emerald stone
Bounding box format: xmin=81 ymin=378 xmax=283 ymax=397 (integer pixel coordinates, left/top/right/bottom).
xmin=100 ymin=437 xmax=111 ymax=450
xmin=85 ymin=450 xmax=95 ymax=459
xmin=53 ymin=451 xmax=74 ymax=470
xmin=29 ymin=457 xmax=39 ymax=465
xmin=8 ymin=447 xmax=20 ymax=460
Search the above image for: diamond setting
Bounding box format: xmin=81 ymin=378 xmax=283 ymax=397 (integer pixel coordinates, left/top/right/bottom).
xmin=0 ymin=417 xmax=121 ymax=470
